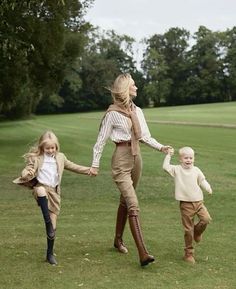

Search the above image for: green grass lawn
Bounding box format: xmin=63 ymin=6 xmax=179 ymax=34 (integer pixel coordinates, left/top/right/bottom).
xmin=0 ymin=102 xmax=236 ymax=289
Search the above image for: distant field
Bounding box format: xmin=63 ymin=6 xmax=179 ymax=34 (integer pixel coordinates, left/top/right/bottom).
xmin=0 ymin=102 xmax=236 ymax=289
xmin=146 ymin=102 xmax=236 ymax=126
xmin=76 ymin=101 xmax=236 ymax=127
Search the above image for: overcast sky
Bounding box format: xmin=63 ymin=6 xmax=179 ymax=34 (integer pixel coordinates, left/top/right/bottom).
xmin=85 ymin=0 xmax=236 ymax=41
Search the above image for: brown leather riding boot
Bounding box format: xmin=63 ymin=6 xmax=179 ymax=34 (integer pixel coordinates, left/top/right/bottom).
xmin=128 ymin=210 xmax=155 ymax=266
xmin=183 ymin=251 xmax=195 ymax=264
xmin=114 ymin=203 xmax=128 ymax=254
xmin=194 ymin=221 xmax=207 ymax=243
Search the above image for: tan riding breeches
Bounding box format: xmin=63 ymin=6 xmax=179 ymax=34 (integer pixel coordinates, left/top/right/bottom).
xmin=111 ymin=145 xmax=142 ymax=212
xmin=180 ymin=201 xmax=212 ymax=253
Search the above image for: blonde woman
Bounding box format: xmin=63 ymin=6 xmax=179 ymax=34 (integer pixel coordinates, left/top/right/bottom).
xmin=14 ymin=131 xmax=91 ymax=265
xmin=89 ymin=73 xmax=172 ymax=266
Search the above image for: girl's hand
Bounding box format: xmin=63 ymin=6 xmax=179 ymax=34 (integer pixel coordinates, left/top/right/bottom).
xmin=89 ymin=167 xmax=99 ymax=177
xmin=21 ymin=168 xmax=35 ymax=179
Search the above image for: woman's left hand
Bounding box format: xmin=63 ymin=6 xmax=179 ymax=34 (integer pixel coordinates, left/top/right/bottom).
xmin=161 ymin=145 xmax=174 ymax=154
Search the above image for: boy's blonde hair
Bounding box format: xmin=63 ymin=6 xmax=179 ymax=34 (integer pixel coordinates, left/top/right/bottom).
xmin=24 ymin=130 xmax=60 ymax=160
xmin=179 ymin=146 xmax=194 ymax=156
xmin=109 ymin=73 xmax=133 ymax=108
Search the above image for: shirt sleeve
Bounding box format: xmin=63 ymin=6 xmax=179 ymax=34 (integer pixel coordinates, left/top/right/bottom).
xmin=162 ymin=154 xmax=176 ymax=177
xmin=137 ymin=107 xmax=163 ymax=151
xmin=200 ymin=179 xmax=212 ymax=193
xmin=64 ymin=154 xmax=90 ymax=175
xmin=197 ymin=168 xmax=212 ymax=193
xmin=21 ymin=157 xmax=36 ymax=178
xmin=92 ymin=112 xmax=113 ymax=168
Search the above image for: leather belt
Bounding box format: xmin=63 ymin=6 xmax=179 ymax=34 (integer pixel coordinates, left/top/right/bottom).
xmin=115 ymin=141 xmax=131 ymax=147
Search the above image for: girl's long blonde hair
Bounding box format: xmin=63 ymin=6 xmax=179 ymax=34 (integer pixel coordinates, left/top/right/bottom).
xmin=23 ymin=130 xmax=60 ymax=160
xmin=109 ymin=73 xmax=132 ymax=108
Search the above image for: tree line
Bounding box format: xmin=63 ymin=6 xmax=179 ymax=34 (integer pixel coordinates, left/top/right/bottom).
xmin=1 ymin=0 xmax=236 ymax=119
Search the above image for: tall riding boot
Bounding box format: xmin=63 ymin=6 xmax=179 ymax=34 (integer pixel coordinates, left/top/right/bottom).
xmin=194 ymin=221 xmax=207 ymax=243
xmin=114 ymin=203 xmax=128 ymax=254
xmin=46 ymin=236 xmax=57 ymax=265
xmin=37 ymin=196 xmax=55 ymax=239
xmin=128 ymin=210 xmax=155 ymax=266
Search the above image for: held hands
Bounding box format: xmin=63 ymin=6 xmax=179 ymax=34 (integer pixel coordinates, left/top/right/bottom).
xmin=161 ymin=146 xmax=174 ymax=155
xmin=89 ymin=167 xmax=99 ymax=177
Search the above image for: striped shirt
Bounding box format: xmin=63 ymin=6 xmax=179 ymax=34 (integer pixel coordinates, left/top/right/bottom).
xmin=92 ymin=106 xmax=163 ymax=167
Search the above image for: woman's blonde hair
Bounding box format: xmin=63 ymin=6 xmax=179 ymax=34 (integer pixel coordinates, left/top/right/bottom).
xmin=109 ymin=73 xmax=133 ymax=107
xmin=23 ymin=130 xmax=60 ymax=160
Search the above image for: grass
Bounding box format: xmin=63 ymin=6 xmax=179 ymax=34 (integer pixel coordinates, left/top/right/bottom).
xmin=0 ymin=102 xmax=236 ymax=289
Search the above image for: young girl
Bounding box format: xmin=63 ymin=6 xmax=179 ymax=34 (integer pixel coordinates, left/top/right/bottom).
xmin=13 ymin=130 xmax=91 ymax=265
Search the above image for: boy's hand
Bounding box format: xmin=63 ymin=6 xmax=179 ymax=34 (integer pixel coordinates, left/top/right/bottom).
xmin=168 ymin=147 xmax=174 ymax=156
xmin=161 ymin=145 xmax=174 ymax=154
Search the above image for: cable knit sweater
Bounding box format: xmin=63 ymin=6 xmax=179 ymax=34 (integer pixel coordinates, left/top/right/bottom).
xmin=163 ymin=154 xmax=212 ymax=202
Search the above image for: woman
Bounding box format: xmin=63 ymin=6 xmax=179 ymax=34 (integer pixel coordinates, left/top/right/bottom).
xmin=89 ymin=73 xmax=171 ymax=266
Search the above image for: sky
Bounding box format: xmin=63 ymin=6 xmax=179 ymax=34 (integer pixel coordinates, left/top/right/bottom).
xmin=85 ymin=0 xmax=236 ymax=41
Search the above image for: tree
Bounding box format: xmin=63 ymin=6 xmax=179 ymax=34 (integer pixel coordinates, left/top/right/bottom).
xmin=222 ymin=27 xmax=236 ymax=101
xmin=142 ymin=28 xmax=190 ymax=106
xmin=59 ymin=27 xmax=142 ymax=112
xmin=0 ymin=0 xmax=93 ymax=118
xmin=184 ymin=26 xmax=223 ymax=104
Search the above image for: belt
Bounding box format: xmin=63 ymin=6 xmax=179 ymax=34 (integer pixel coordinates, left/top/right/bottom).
xmin=115 ymin=141 xmax=131 ymax=147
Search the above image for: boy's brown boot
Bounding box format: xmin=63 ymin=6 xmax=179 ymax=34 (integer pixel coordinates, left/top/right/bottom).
xmin=194 ymin=221 xmax=207 ymax=243
xmin=183 ymin=253 xmax=195 ymax=264
xmin=194 ymin=231 xmax=202 ymax=243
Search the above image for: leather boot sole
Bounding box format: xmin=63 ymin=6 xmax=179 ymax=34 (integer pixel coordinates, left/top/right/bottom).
xmin=46 ymin=254 xmax=57 ymax=265
xmin=114 ymin=242 xmax=128 ymax=254
xmin=140 ymin=255 xmax=155 ymax=266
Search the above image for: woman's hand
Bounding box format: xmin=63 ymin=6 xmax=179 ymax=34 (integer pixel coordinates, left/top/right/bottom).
xmin=161 ymin=145 xmax=174 ymax=154
xmin=89 ymin=167 xmax=99 ymax=177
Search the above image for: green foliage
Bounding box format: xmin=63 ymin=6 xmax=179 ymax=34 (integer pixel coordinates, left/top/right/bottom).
xmin=142 ymin=26 xmax=236 ymax=106
xmin=62 ymin=28 xmax=142 ymax=112
xmin=184 ymin=26 xmax=223 ymax=104
xmin=1 ymin=0 xmax=236 ymax=119
xmin=142 ymin=28 xmax=190 ymax=106
xmin=0 ymin=0 xmax=93 ymax=118
xmin=222 ymin=27 xmax=236 ymax=101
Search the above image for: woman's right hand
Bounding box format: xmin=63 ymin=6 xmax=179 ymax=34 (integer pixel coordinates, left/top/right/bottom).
xmin=89 ymin=167 xmax=99 ymax=177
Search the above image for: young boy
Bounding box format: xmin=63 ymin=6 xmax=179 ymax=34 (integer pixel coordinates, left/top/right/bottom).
xmin=163 ymin=146 xmax=212 ymax=264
